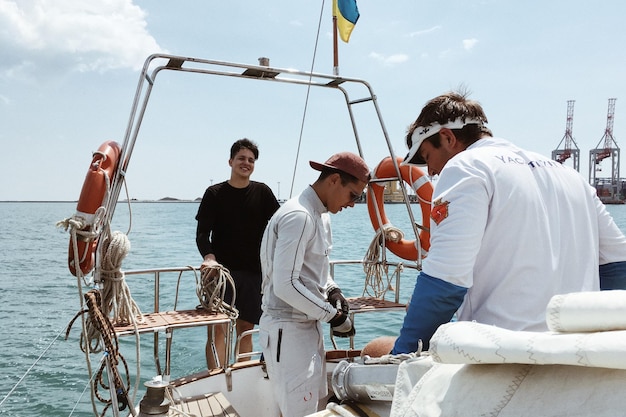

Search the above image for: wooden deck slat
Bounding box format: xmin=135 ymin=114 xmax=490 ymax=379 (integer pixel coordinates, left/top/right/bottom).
xmin=111 ymin=299 xmax=400 ymax=335
xmin=347 ymin=296 xmax=405 ymax=313
xmin=113 ymin=309 xmax=231 ymax=336
xmin=181 ymin=399 xmax=202 ymax=416
xmin=172 ymin=392 xmax=240 ymax=417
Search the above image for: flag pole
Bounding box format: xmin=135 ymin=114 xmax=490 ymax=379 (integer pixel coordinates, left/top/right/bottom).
xmin=333 ymin=14 xmax=339 ymax=75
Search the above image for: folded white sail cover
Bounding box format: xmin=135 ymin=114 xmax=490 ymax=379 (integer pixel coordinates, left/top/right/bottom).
xmin=429 ymin=320 xmax=626 ymax=369
xmin=390 ymin=357 xmax=626 ymax=417
xmin=389 ymin=291 xmax=626 ymax=417
xmin=546 ymin=290 xmax=626 ymax=332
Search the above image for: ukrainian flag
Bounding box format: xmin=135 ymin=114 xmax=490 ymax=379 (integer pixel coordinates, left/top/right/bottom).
xmin=333 ymin=0 xmax=359 ymax=43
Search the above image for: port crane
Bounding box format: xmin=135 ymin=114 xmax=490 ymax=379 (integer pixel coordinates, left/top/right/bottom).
xmin=552 ymin=100 xmax=580 ymax=171
xmin=589 ymin=98 xmax=621 ymax=202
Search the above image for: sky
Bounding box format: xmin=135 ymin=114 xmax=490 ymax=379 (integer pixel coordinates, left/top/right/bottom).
xmin=1 ymin=0 xmax=626 ymax=201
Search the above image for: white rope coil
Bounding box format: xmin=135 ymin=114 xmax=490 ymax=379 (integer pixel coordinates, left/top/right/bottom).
xmin=196 ymin=266 xmax=239 ymax=319
xmin=74 ymin=230 xmax=141 ymax=353
xmin=57 ymin=206 xmax=109 ymax=283
xmin=362 ymin=225 xmax=404 ymax=298
xmin=325 ymin=402 xmax=360 ymax=417
xmin=99 ymin=230 xmax=143 ymax=327
xmin=362 ymin=340 xmax=423 ymax=365
xmin=363 ymin=351 xmax=421 ymax=365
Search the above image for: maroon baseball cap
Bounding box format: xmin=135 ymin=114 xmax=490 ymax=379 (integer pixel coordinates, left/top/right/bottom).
xmin=309 ymin=152 xmax=370 ymax=183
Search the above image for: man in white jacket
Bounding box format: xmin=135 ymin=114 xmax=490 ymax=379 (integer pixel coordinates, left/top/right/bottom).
xmin=259 ymin=151 xmax=370 ymax=417
xmin=392 ymin=91 xmax=626 ymax=355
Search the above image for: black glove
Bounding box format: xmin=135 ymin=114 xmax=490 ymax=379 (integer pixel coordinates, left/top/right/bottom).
xmin=328 ymin=311 xmax=356 ymax=338
xmin=327 ymin=287 xmax=350 ymax=315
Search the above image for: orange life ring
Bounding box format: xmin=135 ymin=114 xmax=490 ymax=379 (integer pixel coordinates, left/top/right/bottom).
xmin=68 ymin=140 xmax=121 ymax=276
xmin=367 ymin=156 xmax=433 ymax=261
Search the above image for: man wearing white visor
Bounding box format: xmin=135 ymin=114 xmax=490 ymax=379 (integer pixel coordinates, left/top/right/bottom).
xmin=392 ymin=91 xmax=626 ymax=355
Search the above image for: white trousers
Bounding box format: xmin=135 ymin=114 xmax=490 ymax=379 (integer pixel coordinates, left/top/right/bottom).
xmin=259 ymin=314 xmax=327 ymax=417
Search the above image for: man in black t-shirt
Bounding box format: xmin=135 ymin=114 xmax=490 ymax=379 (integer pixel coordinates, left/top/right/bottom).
xmin=196 ymin=138 xmax=280 ymax=368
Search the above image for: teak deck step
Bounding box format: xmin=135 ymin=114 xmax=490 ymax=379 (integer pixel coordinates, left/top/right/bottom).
xmin=170 ymin=392 xmax=240 ymax=417
xmin=347 ymin=296 xmax=405 ymax=313
xmin=113 ymin=309 xmax=231 ymax=336
xmin=111 ymin=298 xmax=402 ymax=336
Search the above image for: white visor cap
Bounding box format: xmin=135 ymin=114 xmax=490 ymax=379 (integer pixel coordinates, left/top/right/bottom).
xmin=402 ymin=117 xmax=484 ymax=166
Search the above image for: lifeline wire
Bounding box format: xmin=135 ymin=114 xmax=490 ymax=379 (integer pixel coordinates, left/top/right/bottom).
xmin=288 ymin=0 xmax=326 ymax=199
xmin=0 ymin=327 xmax=65 ymax=408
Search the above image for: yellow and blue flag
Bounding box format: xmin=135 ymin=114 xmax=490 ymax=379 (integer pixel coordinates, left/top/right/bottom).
xmin=333 ymin=0 xmax=360 ymax=43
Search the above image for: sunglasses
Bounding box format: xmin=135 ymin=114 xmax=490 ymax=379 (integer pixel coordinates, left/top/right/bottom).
xmin=345 ymin=185 xmax=362 ymax=202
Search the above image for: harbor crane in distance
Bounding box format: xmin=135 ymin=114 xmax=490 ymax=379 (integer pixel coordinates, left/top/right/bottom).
xmin=589 ymin=98 xmax=621 ymax=203
xmin=552 ymin=100 xmax=580 ymax=171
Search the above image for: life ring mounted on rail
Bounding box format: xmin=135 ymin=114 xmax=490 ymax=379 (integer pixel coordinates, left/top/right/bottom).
xmin=68 ymin=140 xmax=121 ymax=276
xmin=367 ymin=156 xmax=433 ymax=261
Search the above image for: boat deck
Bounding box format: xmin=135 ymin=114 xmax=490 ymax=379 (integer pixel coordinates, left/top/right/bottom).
xmin=169 ymin=392 xmax=240 ymax=417
xmin=348 ymin=296 xmax=405 ymax=313
xmin=113 ymin=309 xmax=231 ymax=336
xmin=111 ymin=297 xmax=404 ymax=337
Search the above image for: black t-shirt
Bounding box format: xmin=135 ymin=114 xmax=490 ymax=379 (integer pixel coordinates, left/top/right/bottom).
xmin=195 ymin=181 xmax=279 ymax=272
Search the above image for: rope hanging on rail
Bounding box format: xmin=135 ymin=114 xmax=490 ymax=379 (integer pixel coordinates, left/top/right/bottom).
xmin=196 ymin=265 xmax=239 ymax=319
xmin=84 ymin=290 xmax=132 ymax=416
xmin=98 ymin=229 xmax=144 ymax=327
xmin=362 ymin=225 xmax=404 ymax=299
xmin=56 ymin=205 xmax=108 ymax=283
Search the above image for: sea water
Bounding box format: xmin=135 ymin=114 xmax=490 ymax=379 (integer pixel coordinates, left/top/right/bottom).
xmin=1 ymin=201 xmax=626 ymax=416
xmin=0 ymin=201 xmax=415 ymax=416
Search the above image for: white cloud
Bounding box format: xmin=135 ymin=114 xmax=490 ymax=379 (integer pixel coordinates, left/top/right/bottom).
xmin=462 ymin=38 xmax=478 ymax=51
xmin=409 ymin=25 xmax=442 ymax=37
xmin=369 ymin=52 xmax=409 ymax=66
xmin=0 ymin=60 xmax=36 ymax=83
xmin=0 ymin=0 xmax=164 ymax=76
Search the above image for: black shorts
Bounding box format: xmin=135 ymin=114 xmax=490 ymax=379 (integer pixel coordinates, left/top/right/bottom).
xmin=223 ymin=270 xmax=262 ymax=325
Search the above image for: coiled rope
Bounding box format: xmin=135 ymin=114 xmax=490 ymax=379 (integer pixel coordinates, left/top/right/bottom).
xmin=60 ymin=173 xmax=144 ymax=414
xmin=98 ymin=230 xmax=143 ymax=327
xmin=58 ymin=195 xmax=113 ymax=415
xmin=164 ymin=385 xmax=199 ymax=417
xmin=363 ymin=351 xmax=420 ymax=365
xmin=97 ymin=228 xmax=144 ymax=408
xmin=196 ymin=265 xmax=239 ymax=318
xmin=66 ymin=229 xmax=141 ymax=355
xmin=362 ymin=225 xmax=405 ymax=299
xmin=83 ymin=290 xmax=132 ymax=416
xmin=325 ymin=402 xmax=362 ymax=417
xmin=57 ymin=205 xmax=108 ymax=286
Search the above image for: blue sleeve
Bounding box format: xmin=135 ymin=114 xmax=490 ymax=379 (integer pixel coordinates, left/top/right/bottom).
xmin=600 ymin=261 xmax=626 ymax=290
xmin=392 ymin=272 xmax=467 ymax=354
